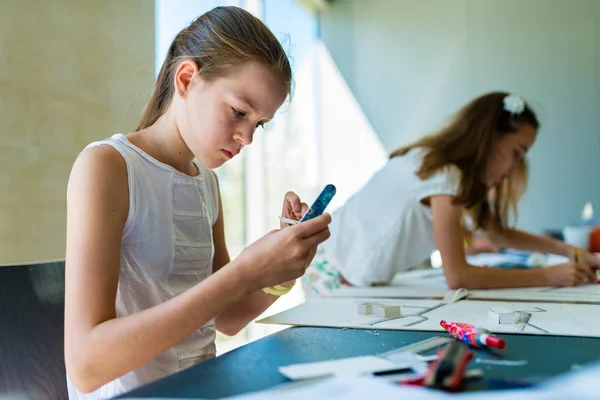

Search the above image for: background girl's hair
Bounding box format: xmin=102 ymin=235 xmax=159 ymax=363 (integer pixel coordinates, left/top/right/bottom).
xmin=483 ymin=157 xmax=529 ymax=229
xmin=136 ymin=6 xmax=292 ymax=131
xmin=390 ymin=91 xmax=539 ymax=229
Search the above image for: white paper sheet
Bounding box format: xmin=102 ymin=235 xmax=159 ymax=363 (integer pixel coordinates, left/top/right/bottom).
xmin=278 ymin=351 xmax=428 ymax=381
xmin=278 ymin=356 xmax=396 ymax=380
xmin=223 ymin=362 xmax=600 ymax=400
xmin=224 ymin=375 xmax=448 ymax=400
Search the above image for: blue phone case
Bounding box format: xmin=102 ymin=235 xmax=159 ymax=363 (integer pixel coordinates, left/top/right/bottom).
xmin=299 ymin=184 xmax=337 ymax=222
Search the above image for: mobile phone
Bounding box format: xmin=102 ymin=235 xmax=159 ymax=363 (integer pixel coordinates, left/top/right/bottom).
xmin=299 ymin=184 xmax=337 ymax=223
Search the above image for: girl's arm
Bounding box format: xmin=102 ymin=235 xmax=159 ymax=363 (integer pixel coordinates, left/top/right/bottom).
xmin=65 ymin=147 xmax=330 ymax=393
xmin=211 ymin=174 xmax=293 ymax=336
xmin=485 ymin=217 xmax=600 ymax=272
xmin=485 ymin=225 xmax=570 ymax=256
xmin=430 ymin=195 xmax=595 ymax=289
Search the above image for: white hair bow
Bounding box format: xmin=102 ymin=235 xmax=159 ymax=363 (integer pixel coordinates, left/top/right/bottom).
xmin=503 ymin=94 xmax=525 ymax=114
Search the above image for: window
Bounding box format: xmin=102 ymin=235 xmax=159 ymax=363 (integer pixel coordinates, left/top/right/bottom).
xmin=155 ymin=0 xmax=387 ymax=354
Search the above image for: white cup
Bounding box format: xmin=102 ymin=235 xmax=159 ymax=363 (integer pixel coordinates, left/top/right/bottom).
xmin=562 ymin=226 xmax=593 ymax=249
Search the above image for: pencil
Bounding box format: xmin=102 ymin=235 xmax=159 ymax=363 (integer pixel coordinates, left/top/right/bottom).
xmin=279 ymin=216 xmax=299 ymax=225
xmin=573 ymin=248 xmax=579 ymax=263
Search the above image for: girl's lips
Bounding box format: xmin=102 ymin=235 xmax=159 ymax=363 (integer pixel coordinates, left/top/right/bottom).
xmin=222 ymin=150 xmax=234 ymax=159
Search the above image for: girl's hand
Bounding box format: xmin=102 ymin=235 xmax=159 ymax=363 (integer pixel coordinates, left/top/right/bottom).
xmin=237 ymin=213 xmax=331 ymax=290
xmin=577 ymin=248 xmax=600 ymax=273
xmin=280 ymin=191 xmax=309 ymax=229
xmin=544 ymin=260 xmax=597 ymax=286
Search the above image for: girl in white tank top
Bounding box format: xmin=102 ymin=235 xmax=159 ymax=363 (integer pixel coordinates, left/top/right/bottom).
xmin=64 ymin=7 xmax=331 ymax=399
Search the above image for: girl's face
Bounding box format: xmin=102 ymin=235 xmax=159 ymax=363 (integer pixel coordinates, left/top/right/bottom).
xmin=484 ymin=124 xmax=537 ymax=187
xmin=174 ymin=61 xmax=288 ymax=169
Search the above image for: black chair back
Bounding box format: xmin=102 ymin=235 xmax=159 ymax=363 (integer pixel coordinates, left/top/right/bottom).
xmin=0 ymin=260 xmax=67 ymax=399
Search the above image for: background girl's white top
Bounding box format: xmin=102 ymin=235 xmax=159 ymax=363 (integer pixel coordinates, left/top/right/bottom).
xmin=320 ymin=147 xmax=461 ymax=286
xmin=67 ymin=134 xmax=220 ymax=399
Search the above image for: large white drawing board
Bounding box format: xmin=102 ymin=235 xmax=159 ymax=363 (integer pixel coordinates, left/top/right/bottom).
xmin=327 ymin=263 xmax=600 ymax=305
xmin=258 ymin=297 xmax=600 ymax=338
xmin=327 ymin=268 xmax=450 ymax=299
xmin=470 ymin=285 xmax=600 ymax=304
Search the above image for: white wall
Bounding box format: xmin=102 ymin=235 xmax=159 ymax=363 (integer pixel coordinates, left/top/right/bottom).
xmin=0 ymin=1 xmax=154 ymax=263
xmin=319 ymin=0 xmax=600 ymax=233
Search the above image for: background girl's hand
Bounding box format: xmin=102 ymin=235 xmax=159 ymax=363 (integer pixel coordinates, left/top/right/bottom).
xmin=280 ymin=191 xmax=309 ymax=228
xmin=544 ymin=260 xmax=597 ymax=287
xmin=578 ymin=248 xmax=600 ymax=273
xmin=237 ymin=213 xmax=331 ymax=290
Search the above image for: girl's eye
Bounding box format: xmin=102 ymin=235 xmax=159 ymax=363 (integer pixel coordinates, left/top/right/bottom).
xmin=256 ymin=122 xmax=266 ymax=129
xmin=513 ymin=149 xmax=521 ymax=160
xmin=232 ymin=108 xmax=246 ymax=118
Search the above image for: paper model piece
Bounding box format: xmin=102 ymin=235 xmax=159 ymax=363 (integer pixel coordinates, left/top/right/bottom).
xmin=357 ymin=302 xmax=372 ymax=315
xmin=372 ymin=304 xmax=401 ymax=318
xmin=488 ymin=307 xmax=516 ymax=324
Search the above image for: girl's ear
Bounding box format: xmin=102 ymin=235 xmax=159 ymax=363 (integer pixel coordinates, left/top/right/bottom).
xmin=173 ymin=60 xmax=200 ymax=97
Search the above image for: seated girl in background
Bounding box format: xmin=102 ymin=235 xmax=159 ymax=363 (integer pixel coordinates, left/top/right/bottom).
xmin=302 ymin=92 xmax=599 ymax=296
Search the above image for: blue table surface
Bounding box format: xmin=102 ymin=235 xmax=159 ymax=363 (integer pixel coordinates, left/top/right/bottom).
xmin=115 ymin=327 xmax=600 ymax=399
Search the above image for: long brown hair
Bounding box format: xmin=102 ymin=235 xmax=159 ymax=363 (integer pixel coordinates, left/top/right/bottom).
xmin=136 ymin=6 xmax=292 ymax=131
xmin=487 ymin=157 xmax=528 ymax=227
xmin=390 ymin=92 xmax=539 ymax=230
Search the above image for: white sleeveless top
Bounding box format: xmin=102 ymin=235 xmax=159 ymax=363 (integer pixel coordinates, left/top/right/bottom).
xmin=67 ymin=134 xmax=220 ymax=399
xmin=320 ymin=147 xmax=461 ymax=286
